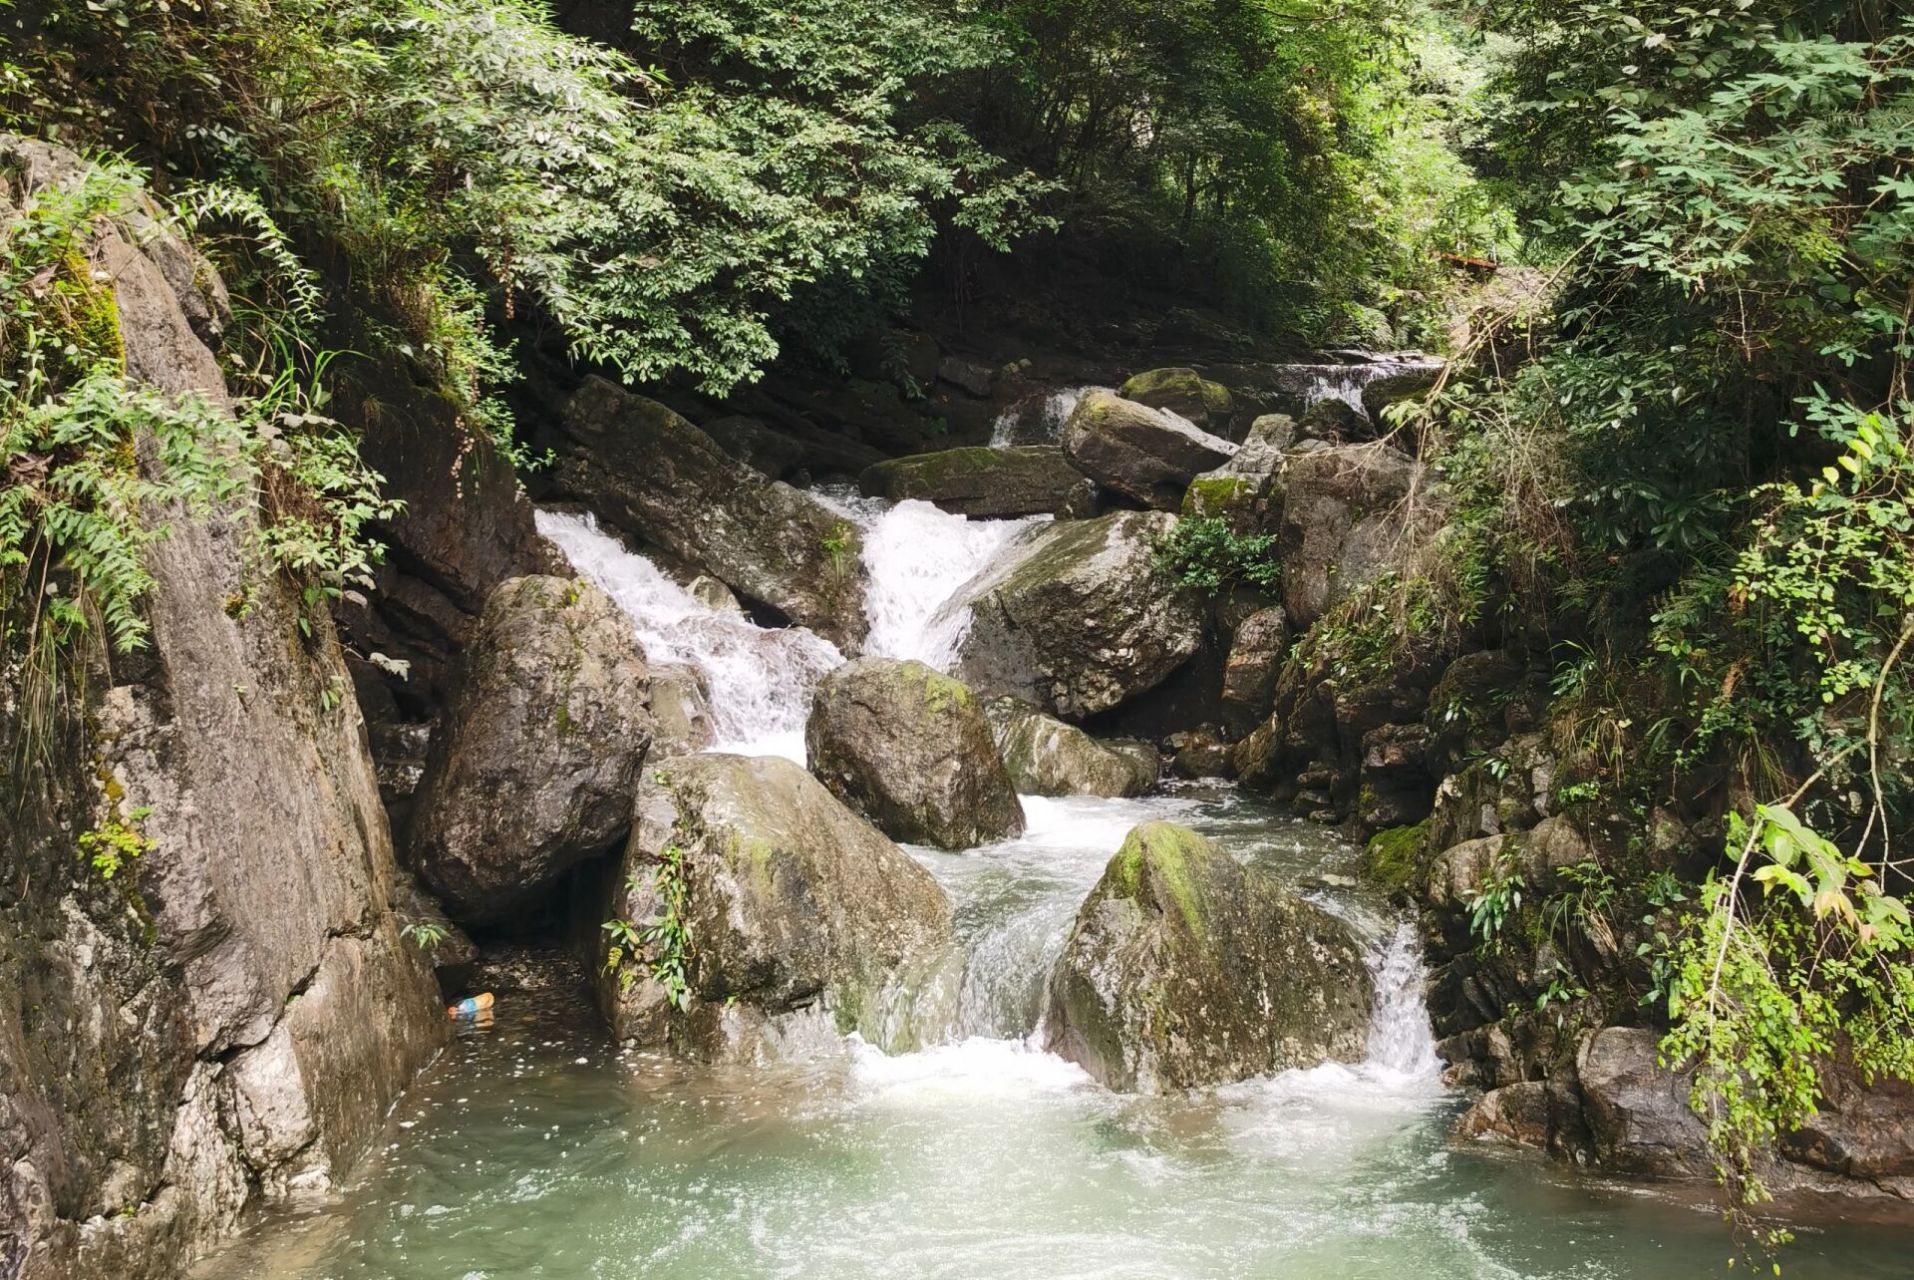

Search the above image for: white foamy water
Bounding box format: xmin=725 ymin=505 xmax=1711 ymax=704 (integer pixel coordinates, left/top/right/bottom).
xmin=858 ymin=499 xmax=1045 ymax=667
xmin=536 ymin=510 xmax=844 ymax=760
xmin=990 ymin=385 xmax=1098 ymax=446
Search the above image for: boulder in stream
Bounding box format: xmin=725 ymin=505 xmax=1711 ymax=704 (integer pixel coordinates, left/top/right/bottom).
xmin=1117 ymin=367 xmax=1236 ymax=434
xmin=1062 ymin=389 xmax=1237 ymax=510
xmin=552 ymin=376 xmax=870 ymax=651
xmin=806 ymin=658 xmax=1025 ymax=849
xmin=597 ymin=754 xmax=954 ymax=1059
xmin=951 ymin=510 xmax=1206 ymax=721
xmin=408 ymin=575 xmax=652 ymax=924
xmin=858 ymin=446 xmax=1095 ymax=518
xmin=1044 ymin=822 xmax=1375 ymax=1091
xmin=1277 ymin=443 xmax=1423 ymax=629
xmin=987 ymin=697 xmax=1158 ymax=798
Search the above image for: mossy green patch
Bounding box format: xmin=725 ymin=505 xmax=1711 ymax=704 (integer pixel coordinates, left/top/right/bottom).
xmin=1110 ymin=821 xmax=1212 ymax=941
xmin=1363 ymin=820 xmax=1428 ymax=894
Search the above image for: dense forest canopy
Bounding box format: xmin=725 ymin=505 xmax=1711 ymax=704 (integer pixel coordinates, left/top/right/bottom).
xmin=4 ymin=0 xmax=1914 ymax=1249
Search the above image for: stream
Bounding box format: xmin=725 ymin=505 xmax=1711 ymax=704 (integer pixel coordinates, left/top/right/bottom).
xmin=202 ymin=477 xmax=1911 ymax=1280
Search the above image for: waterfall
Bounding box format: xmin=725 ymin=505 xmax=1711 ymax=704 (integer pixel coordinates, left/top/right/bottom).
xmin=859 ymin=500 xmax=1045 ymax=667
xmin=538 ymin=496 xmax=1034 ymax=759
xmin=536 ymin=510 xmax=843 ymax=760
xmin=1363 ymin=920 xmax=1442 ymax=1081
xmin=989 ymin=385 xmax=1098 ymax=447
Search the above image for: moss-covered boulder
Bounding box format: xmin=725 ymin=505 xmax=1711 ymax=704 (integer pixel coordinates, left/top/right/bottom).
xmin=597 ymin=754 xmax=954 ymax=1059
xmin=1044 ymin=822 xmax=1375 ymax=1091
xmin=553 ymin=376 xmax=870 ymax=650
xmin=1062 ymin=389 xmax=1237 ymax=510
xmin=408 ymin=575 xmax=652 ymax=924
xmin=1118 ymin=367 xmax=1235 ymax=433
xmin=857 ymin=446 xmax=1095 ymax=518
xmin=806 ymin=658 xmax=1024 ymax=849
xmin=951 ymin=511 xmax=1206 ymax=721
xmin=1299 ymin=397 xmax=1370 ymax=443
xmin=1361 ymin=821 xmax=1429 ymax=894
xmin=1360 ymin=364 xmax=1443 ymax=426
xmin=987 ymin=697 xmax=1158 ymax=798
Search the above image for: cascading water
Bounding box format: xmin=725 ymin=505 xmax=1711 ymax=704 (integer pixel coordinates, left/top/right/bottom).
xmin=216 ymin=504 xmax=1904 ymax=1280
xmin=536 ymin=510 xmax=844 ymax=759
xmin=859 ymin=500 xmax=1044 ymax=667
xmin=989 ymin=385 xmax=1098 ymax=446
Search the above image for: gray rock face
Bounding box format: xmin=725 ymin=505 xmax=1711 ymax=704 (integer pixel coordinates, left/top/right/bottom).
xmin=987 ymin=698 xmax=1158 ymax=798
xmin=0 ymin=136 xmax=442 ymax=1280
xmin=1220 ymin=607 xmax=1290 ymax=737
xmin=596 ymin=755 xmax=954 ymax=1059
xmin=1044 ymin=822 xmax=1375 ymax=1092
xmin=858 ymin=446 xmax=1095 ymax=518
xmin=952 ymin=511 xmax=1206 ymax=721
xmin=649 ymin=662 xmax=716 ymax=757
xmin=1577 ymin=1028 xmax=1714 ymax=1179
xmin=408 ymin=575 xmax=652 ymax=924
xmin=1062 ymin=390 xmax=1237 ymax=510
xmin=806 ymin=658 xmax=1024 ymax=849
xmin=1277 ymin=444 xmax=1422 ymax=629
xmin=1360 ymin=364 xmax=1443 ymax=425
xmin=553 ymin=376 xmax=869 ymax=651
xmin=1117 ymin=367 xmax=1235 ymax=434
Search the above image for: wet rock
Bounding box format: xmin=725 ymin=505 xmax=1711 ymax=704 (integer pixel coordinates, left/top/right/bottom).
xmin=1276 ymin=444 xmax=1422 ymax=629
xmin=951 ymin=511 xmax=1206 ymax=721
xmin=1219 ymin=607 xmax=1290 ymax=737
xmin=858 ymin=446 xmax=1094 ymax=518
xmin=987 ymin=698 xmax=1158 ymax=798
xmin=408 ymin=575 xmax=652 ymax=924
xmin=1062 ymin=390 xmax=1237 ymax=510
xmin=598 ymin=755 xmax=954 ymax=1057
xmin=806 ymin=658 xmax=1024 ymax=850
xmin=1458 ymin=1081 xmax=1588 ymax=1158
xmin=1180 ymin=416 xmax=1291 ymax=533
xmin=1577 ymin=1027 xmax=1713 ymax=1179
xmin=552 ymin=376 xmax=869 ymax=650
xmin=1117 ymin=367 xmax=1235 ymax=433
xmin=649 ymin=662 xmax=717 ymax=757
xmin=1170 ymin=728 xmax=1237 ymax=779
xmin=1044 ymin=822 xmax=1375 ymax=1092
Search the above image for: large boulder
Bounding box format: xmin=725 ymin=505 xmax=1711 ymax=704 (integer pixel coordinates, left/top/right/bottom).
xmin=1277 ymin=444 xmax=1422 ymax=628
xmin=0 ymin=136 xmax=442 ymax=1279
xmin=407 ymin=575 xmax=652 ymax=924
xmin=1044 ymin=823 xmax=1374 ymax=1091
xmin=805 ymin=658 xmax=1024 ymax=849
xmin=858 ymin=446 xmax=1094 ymax=518
xmin=1219 ymin=606 xmax=1290 ymax=737
xmin=951 ymin=511 xmax=1206 ymax=721
xmin=1062 ymin=389 xmax=1237 ymax=510
xmin=1360 ymin=363 xmax=1443 ymax=426
xmin=1117 ymin=367 xmax=1236 ymax=434
xmin=553 ymin=376 xmax=869 ymax=650
xmin=987 ymin=698 xmax=1158 ymax=798
xmin=596 ymin=755 xmax=954 ymax=1058
xmin=1577 ymin=1027 xmax=1714 ymax=1180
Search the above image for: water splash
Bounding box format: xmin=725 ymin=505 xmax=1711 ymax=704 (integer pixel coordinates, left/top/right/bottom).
xmin=536 ymin=510 xmax=842 ymax=761
xmin=859 ymin=500 xmax=1045 ymax=667
xmin=989 ymin=385 xmax=1099 ymax=447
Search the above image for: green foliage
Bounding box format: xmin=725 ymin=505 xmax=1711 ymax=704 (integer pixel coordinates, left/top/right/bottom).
xmin=1662 ymin=805 xmax=1914 ymax=1212
xmin=1 ymin=159 xmax=397 ymax=690
xmin=400 ymin=919 xmax=452 ymax=952
xmin=1464 ymin=847 xmax=1526 ymax=948
xmin=1152 ymin=516 xmax=1279 ymax=594
xmin=605 ymin=842 xmax=693 ymax=1011
xmin=77 ymin=804 xmax=154 ymax=880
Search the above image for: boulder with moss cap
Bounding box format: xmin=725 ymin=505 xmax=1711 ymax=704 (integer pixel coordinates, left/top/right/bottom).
xmin=806 ymin=657 xmax=1025 ymax=849
xmin=1044 ymin=821 xmax=1374 ymax=1091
